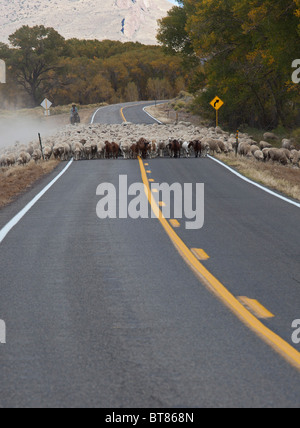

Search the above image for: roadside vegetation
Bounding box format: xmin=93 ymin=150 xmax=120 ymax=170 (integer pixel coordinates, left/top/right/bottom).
xmin=216 ymin=154 xmax=300 ymax=202
xmin=0 ymin=160 xmax=60 ymax=208
xmin=158 ymin=0 xmax=300 ymax=134
xmin=0 ymin=26 xmax=187 ymax=109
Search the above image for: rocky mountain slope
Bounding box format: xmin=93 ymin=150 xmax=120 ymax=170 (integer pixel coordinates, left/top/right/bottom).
xmin=0 ymin=0 xmax=172 ymax=45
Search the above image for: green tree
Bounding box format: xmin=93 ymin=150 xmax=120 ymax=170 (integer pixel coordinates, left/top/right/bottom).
xmin=8 ymin=25 xmax=65 ymax=105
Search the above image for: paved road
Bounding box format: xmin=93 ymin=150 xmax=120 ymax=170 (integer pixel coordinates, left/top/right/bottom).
xmin=0 ymin=102 xmax=299 ymax=408
xmin=91 ymin=101 xmax=166 ymax=125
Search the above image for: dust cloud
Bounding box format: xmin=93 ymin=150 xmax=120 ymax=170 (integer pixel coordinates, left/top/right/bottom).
xmin=0 ymin=114 xmax=68 ymax=152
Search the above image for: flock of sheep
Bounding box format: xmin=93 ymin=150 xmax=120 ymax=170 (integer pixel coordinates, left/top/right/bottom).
xmin=0 ymin=122 xmax=299 ymax=168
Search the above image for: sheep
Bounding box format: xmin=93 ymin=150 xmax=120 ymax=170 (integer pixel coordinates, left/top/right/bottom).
xmin=217 ymin=140 xmax=226 ymax=152
xmin=17 ymin=151 xmax=31 ymax=166
xmin=291 ymin=150 xmax=300 ymax=166
xmin=262 ymin=148 xmax=272 ymax=162
xmin=238 ymin=142 xmax=251 ymax=157
xmin=157 ymin=140 xmax=167 ymax=158
xmin=267 ymin=148 xmax=289 ymax=165
xmin=263 ymin=132 xmax=279 ymax=142
xmin=250 ymin=145 xmax=260 ymax=156
xmin=282 ymin=139 xmax=295 ymax=151
xmin=0 ymin=154 xmax=7 ymax=167
xmin=182 ymin=141 xmax=191 ymax=158
xmin=120 ymin=141 xmax=131 ymax=160
xmin=97 ymin=142 xmax=105 ymax=159
xmin=259 ymin=141 xmax=273 ymax=150
xmin=43 ymin=146 xmax=53 ymax=161
xmin=205 ymin=139 xmax=221 ymax=155
xmin=84 ymin=142 xmax=93 ymax=160
xmin=130 ymin=143 xmax=138 ymax=159
xmin=73 ymin=142 xmax=84 ymax=161
xmin=53 ymin=144 xmax=61 ymax=160
xmin=32 ymin=149 xmax=42 ymax=163
xmin=149 ymin=141 xmax=158 ymax=159
xmin=201 ymin=141 xmax=210 ymax=157
xmin=253 ymin=150 xmax=264 ymax=162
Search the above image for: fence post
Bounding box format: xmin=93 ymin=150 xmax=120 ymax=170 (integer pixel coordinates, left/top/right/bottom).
xmin=38 ymin=133 xmax=45 ymax=160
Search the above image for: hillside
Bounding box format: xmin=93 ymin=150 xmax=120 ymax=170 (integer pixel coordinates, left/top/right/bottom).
xmin=0 ymin=0 xmax=172 ymax=45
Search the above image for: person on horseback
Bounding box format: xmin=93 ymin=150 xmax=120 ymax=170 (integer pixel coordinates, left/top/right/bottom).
xmin=70 ymin=103 xmax=80 ymax=125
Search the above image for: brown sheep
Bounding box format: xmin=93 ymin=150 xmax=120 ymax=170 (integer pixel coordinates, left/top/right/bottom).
xmin=267 ymin=148 xmax=288 ymax=165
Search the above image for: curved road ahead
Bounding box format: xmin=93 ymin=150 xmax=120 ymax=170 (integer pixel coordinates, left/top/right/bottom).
xmin=0 ymin=102 xmax=299 ymax=408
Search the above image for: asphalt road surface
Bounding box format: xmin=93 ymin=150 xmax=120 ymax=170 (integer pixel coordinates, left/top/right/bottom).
xmin=0 ymin=102 xmax=299 ymax=408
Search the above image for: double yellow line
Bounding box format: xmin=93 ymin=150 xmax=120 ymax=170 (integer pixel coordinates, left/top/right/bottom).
xmin=138 ymin=157 xmax=300 ymax=371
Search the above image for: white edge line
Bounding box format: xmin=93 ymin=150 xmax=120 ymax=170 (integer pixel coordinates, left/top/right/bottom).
xmin=208 ymin=155 xmax=300 ymax=209
xmin=143 ymin=104 xmax=164 ymax=125
xmin=91 ymin=106 xmax=108 ymax=124
xmin=90 ymin=105 xmax=110 ymax=125
xmin=0 ymin=159 xmax=74 ymax=244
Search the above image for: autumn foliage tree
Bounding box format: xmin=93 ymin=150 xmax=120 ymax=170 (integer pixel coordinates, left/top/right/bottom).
xmin=0 ymin=27 xmax=187 ymax=108
xmin=158 ymin=0 xmax=300 ymax=129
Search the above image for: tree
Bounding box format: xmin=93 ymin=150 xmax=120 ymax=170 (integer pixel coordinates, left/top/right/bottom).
xmin=124 ymin=82 xmax=139 ymax=102
xmin=158 ymin=0 xmax=300 ymax=129
xmin=8 ymin=25 xmax=65 ymax=105
xmin=147 ymin=78 xmax=173 ymax=100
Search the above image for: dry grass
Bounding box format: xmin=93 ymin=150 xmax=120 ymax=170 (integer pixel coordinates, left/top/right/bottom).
xmin=216 ymin=153 xmax=300 ymax=201
xmin=145 ymin=103 xmax=204 ymax=127
xmin=0 ymin=160 xmax=60 ymax=208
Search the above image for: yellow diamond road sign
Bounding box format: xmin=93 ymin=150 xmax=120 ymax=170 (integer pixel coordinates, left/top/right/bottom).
xmin=210 ymin=96 xmax=224 ymax=111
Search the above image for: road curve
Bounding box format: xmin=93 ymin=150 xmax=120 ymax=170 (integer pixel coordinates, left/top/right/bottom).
xmin=91 ymin=101 xmax=164 ymax=125
xmin=0 ymin=102 xmax=299 ymax=408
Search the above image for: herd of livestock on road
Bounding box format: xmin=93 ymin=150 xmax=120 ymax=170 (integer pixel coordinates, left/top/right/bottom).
xmin=0 ymin=122 xmax=300 ymax=167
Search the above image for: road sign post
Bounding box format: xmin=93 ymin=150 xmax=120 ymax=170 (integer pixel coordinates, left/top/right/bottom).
xmin=41 ymin=98 xmax=52 ymax=116
xmin=210 ymin=96 xmax=224 ymax=127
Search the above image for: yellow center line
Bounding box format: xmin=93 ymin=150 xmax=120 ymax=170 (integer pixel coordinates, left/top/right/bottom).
xmin=170 ymin=219 xmax=181 ymax=228
xmin=120 ymin=107 xmax=126 ymax=122
xmin=137 ymin=156 xmax=300 ymax=371
xmin=120 ymin=103 xmax=142 ymax=123
xmin=238 ymin=297 xmax=275 ymax=319
xmin=159 ymin=202 xmax=166 ymax=207
xmin=191 ymin=248 xmax=210 ymax=261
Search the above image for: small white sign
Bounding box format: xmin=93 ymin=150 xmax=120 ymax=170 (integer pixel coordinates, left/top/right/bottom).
xmin=41 ymin=98 xmax=52 ymax=110
xmin=0 ymin=60 xmax=6 ymax=84
xmin=0 ymin=319 xmax=6 ymax=344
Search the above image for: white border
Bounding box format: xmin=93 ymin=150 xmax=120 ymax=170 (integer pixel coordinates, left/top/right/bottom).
xmin=142 ymin=104 xmax=164 ymax=125
xmin=208 ymin=155 xmax=300 ymax=209
xmin=90 ymin=106 xmax=107 ymax=124
xmin=0 ymin=159 xmax=74 ymax=244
